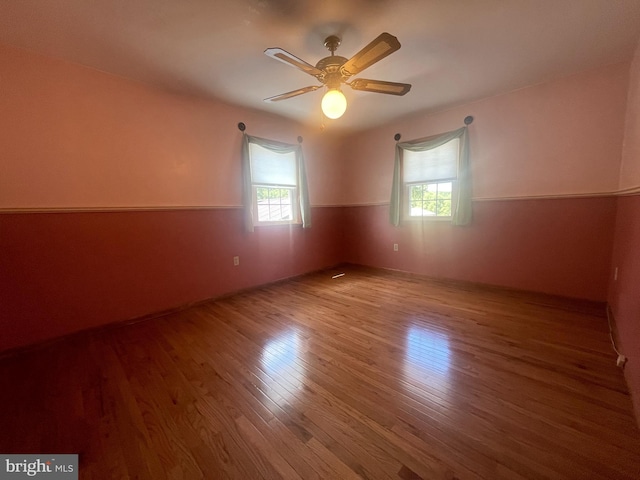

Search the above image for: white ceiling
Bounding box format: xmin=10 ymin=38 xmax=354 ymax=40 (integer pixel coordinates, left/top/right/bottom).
xmin=1 ymin=0 xmax=640 ymax=131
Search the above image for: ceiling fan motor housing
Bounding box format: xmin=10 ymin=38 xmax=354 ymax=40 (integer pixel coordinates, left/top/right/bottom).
xmin=315 ymin=56 xmax=348 ymax=88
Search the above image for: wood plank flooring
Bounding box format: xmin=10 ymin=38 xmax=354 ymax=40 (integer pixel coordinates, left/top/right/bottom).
xmin=1 ymin=265 xmax=639 ymax=479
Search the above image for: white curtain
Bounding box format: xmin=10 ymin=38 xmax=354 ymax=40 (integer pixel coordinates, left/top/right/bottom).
xmin=390 ymin=126 xmax=471 ymax=226
xmin=241 ymin=133 xmax=311 ymax=232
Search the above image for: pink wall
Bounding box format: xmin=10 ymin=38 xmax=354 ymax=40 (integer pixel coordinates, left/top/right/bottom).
xmin=0 ymin=43 xmax=345 ymax=352
xmin=0 ymin=208 xmax=344 ymax=352
xmin=610 ymin=38 xmax=640 ymax=423
xmin=339 ymin=63 xmax=629 ymax=301
xmin=341 ymin=63 xmax=630 ymax=205
xmin=609 ymin=196 xmax=640 ymax=422
xmin=344 ymin=197 xmax=617 ymax=301
xmin=0 ymin=43 xmax=342 ymax=208
xmin=619 ymin=39 xmax=640 ymax=191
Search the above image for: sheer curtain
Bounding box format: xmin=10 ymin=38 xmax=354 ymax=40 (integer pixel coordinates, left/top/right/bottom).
xmin=390 ymin=126 xmax=471 ymax=226
xmin=241 ymin=134 xmax=311 ymax=232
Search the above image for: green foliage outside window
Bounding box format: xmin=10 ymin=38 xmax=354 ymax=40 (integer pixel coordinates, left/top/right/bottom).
xmin=257 ymin=187 xmax=292 ymax=202
xmin=409 ymin=183 xmax=452 ymax=217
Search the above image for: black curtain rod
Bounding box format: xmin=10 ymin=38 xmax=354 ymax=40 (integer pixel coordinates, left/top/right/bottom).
xmin=394 ymin=115 xmax=474 ymax=141
xmin=237 ymin=122 xmax=303 ymax=143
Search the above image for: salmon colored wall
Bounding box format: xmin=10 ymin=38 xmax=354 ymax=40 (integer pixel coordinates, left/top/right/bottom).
xmin=619 ymin=40 xmax=640 ymax=191
xmin=343 ymin=198 xmax=617 ymax=301
xmin=610 ymin=38 xmax=640 ymax=424
xmin=339 ymin=63 xmax=628 ymax=301
xmin=609 ymin=196 xmax=640 ymax=423
xmin=0 ymin=208 xmax=344 ymax=352
xmin=341 ymin=63 xmax=629 ymax=205
xmin=0 ymin=43 xmax=341 ymax=209
xmin=0 ymin=43 xmax=345 ymax=352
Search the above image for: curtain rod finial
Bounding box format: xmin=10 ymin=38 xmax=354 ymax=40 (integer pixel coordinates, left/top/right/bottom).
xmin=394 ymin=133 xmax=401 ymax=141
xmin=297 ymin=136 xmax=303 ymax=143
xmin=464 ymin=116 xmax=474 ymax=125
xmin=238 ymin=122 xmax=246 ymax=132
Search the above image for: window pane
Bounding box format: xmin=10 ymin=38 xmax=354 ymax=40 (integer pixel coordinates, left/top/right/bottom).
xmin=257 ymin=187 xmax=269 ymax=201
xmin=254 ymin=185 xmax=297 ymax=223
xmin=423 ymin=186 xmax=436 ymax=201
xmin=407 ymin=181 xmax=454 ymax=218
xmin=410 ymin=205 xmax=423 ymax=216
xmin=269 ymin=205 xmax=282 ymax=220
xmin=427 ymin=199 xmax=438 ymax=213
xmin=437 ymin=200 xmax=451 ymax=216
xmin=257 ymin=204 xmax=270 ymax=221
xmin=438 ymin=182 xmax=453 ymax=193
xmin=409 ymin=186 xmax=423 ymax=215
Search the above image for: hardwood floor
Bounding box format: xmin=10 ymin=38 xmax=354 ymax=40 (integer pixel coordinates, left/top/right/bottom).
xmin=1 ymin=265 xmax=639 ymax=479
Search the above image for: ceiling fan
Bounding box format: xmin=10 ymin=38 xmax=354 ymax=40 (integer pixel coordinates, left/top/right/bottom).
xmin=263 ymin=32 xmax=411 ymax=119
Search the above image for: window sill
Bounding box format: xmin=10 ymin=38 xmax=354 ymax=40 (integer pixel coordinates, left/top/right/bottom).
xmin=253 ymin=221 xmax=302 ymax=227
xmin=404 ymin=215 xmax=452 ymax=222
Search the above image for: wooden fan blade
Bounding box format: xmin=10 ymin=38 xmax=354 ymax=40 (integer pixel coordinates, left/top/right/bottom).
xmin=340 ymin=33 xmax=401 ymax=77
xmin=348 ymin=78 xmax=411 ymax=96
xmin=264 ymin=85 xmax=322 ymax=102
xmin=264 ymin=48 xmax=324 ymax=77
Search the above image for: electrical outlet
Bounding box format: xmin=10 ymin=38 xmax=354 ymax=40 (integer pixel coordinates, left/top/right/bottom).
xmin=233 ymin=256 xmax=240 ymax=266
xmin=393 ymin=243 xmax=398 ymax=252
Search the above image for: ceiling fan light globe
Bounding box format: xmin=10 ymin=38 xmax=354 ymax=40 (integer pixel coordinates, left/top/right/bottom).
xmin=321 ymin=89 xmax=347 ymax=119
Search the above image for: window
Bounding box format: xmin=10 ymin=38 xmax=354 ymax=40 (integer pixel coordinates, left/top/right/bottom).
xmin=408 ymin=181 xmax=453 ymax=217
xmin=390 ymin=126 xmax=470 ymax=226
xmin=242 ymin=133 xmax=311 ymax=232
xmin=250 ymin=149 xmax=299 ymax=225
xmin=255 ymin=186 xmax=296 ymax=223
xmin=402 ymin=138 xmax=459 ymax=219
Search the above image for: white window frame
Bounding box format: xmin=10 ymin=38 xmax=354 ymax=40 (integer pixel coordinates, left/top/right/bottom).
xmin=405 ymin=180 xmax=457 ymax=221
xmin=252 ymin=184 xmax=300 ymax=226
xmin=248 ymin=143 xmax=301 ymax=227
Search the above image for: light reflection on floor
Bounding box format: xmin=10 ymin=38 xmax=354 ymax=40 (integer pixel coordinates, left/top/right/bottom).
xmin=403 ymin=324 xmax=452 ymax=397
xmin=260 ymin=330 xmax=305 ymax=401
